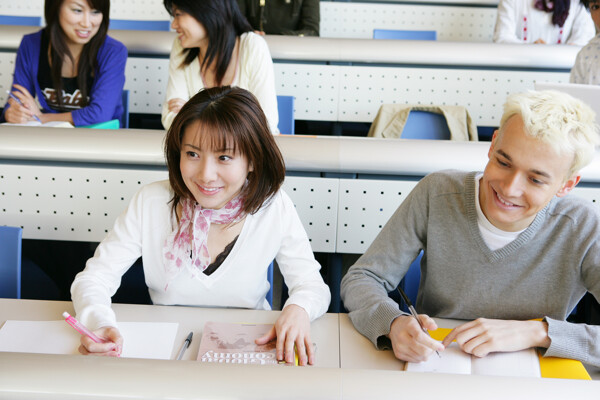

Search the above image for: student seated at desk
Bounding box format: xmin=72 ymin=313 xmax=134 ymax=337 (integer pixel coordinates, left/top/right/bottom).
xmin=570 ymin=0 xmax=600 ymax=84
xmin=493 ymin=0 xmax=595 ymax=45
xmin=71 ymin=87 xmax=330 ymax=365
xmin=0 ymin=0 xmax=127 ymax=126
xmin=161 ymin=0 xmax=279 ymax=134
xmin=341 ymin=90 xmax=600 ymax=367
xmin=236 ymin=0 xmax=320 ymax=37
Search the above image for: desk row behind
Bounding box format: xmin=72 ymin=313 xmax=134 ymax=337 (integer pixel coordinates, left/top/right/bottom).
xmin=0 ymin=299 xmax=597 ymax=400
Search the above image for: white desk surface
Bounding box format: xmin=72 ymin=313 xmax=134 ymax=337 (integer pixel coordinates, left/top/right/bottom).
xmin=340 ymin=313 xmax=600 ymax=381
xmin=1 ymin=300 xmax=599 ymax=399
xmin=0 ymin=299 xmax=339 ymax=366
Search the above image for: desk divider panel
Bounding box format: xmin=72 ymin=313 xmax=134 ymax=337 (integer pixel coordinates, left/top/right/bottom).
xmin=0 ymin=1 xmax=43 ymax=19
xmin=0 ymin=163 xmax=168 ymax=242
xmin=336 ymin=179 xmax=418 ymax=254
xmin=0 ymin=51 xmax=571 ymax=128
xmin=0 ymin=163 xmax=337 ymax=253
xmin=124 ymin=57 xmax=169 ymax=114
xmin=320 ymin=1 xmax=497 ymax=41
xmin=338 ymin=66 xmax=569 ymax=126
xmin=0 ymin=53 xmax=16 ymax=97
xmin=283 ymin=176 xmax=339 ymax=253
xmin=274 ymin=63 xmax=341 ymax=122
xmin=110 ymin=0 xmax=170 ymax=21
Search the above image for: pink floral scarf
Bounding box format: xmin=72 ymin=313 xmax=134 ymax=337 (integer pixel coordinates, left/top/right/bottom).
xmin=163 ymin=195 xmax=244 ymax=288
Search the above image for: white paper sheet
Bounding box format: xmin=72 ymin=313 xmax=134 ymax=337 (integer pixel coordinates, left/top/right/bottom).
xmin=0 ymin=320 xmax=179 ymax=360
xmin=405 ymin=342 xmax=541 ymax=378
xmin=405 ymin=343 xmax=471 ymax=374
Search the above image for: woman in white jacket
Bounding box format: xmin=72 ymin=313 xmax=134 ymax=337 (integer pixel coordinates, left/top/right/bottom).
xmin=161 ymin=0 xmax=279 ymax=133
xmin=493 ymin=0 xmax=595 ymax=45
xmin=72 ymin=87 xmax=330 ymax=365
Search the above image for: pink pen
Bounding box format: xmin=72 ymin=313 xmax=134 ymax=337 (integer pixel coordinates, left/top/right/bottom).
xmin=62 ymin=312 xmax=105 ymax=343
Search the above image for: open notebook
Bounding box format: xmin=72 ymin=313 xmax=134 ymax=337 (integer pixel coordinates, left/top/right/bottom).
xmin=405 ymin=342 xmax=541 ymax=377
xmin=405 ymin=327 xmax=590 ymax=380
xmin=0 ymin=320 xmax=178 ymax=360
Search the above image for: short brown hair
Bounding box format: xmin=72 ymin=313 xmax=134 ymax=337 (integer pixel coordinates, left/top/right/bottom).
xmin=165 ymin=86 xmax=285 ymax=217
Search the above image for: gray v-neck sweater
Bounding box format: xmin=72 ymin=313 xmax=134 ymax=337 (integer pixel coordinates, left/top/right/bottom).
xmin=341 ymin=170 xmax=600 ymax=366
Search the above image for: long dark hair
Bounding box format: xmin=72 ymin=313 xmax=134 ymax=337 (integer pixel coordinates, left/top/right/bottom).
xmin=163 ymin=0 xmax=252 ymax=86
xmin=534 ymin=0 xmax=571 ymax=27
xmin=165 ymin=86 xmax=285 ymax=218
xmin=44 ymin=0 xmax=110 ymax=110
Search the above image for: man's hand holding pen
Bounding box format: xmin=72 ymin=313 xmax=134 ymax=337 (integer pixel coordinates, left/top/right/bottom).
xmin=388 ymin=314 xmax=444 ymax=363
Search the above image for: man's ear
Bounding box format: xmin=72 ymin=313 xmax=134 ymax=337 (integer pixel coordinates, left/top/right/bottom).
xmin=556 ymin=174 xmax=581 ymax=197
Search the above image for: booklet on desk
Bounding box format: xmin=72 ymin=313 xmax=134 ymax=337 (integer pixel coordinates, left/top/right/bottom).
xmin=0 ymin=319 xmax=178 ymax=359
xmin=405 ymin=328 xmax=591 ymax=380
xmin=405 ymin=342 xmax=541 ymax=377
xmin=197 ymin=321 xmax=298 ymax=365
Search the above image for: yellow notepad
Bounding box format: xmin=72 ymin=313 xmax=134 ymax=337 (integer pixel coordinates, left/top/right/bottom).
xmin=428 ymin=328 xmax=590 ymax=380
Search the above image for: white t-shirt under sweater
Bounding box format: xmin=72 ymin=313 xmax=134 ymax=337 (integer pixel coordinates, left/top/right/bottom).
xmin=161 ymin=31 xmax=279 ymax=133
xmin=494 ymin=0 xmax=595 ymax=45
xmin=570 ymin=34 xmax=600 ymax=85
xmin=474 ymin=173 xmax=523 ymax=251
xmin=71 ymin=180 xmax=330 ymax=331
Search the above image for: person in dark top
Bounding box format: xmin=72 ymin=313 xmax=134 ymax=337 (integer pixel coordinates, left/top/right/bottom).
xmin=2 ymin=0 xmax=127 ymax=126
xmin=236 ymin=0 xmax=320 ymax=37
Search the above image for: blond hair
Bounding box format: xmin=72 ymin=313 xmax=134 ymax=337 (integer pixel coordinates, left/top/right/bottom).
xmin=499 ymin=90 xmax=600 ymax=177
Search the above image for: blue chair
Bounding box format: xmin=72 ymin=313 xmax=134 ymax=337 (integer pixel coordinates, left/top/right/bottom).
xmin=266 ymin=263 xmax=274 ymax=307
xmin=0 ymin=226 xmax=22 ymax=299
xmin=373 ymin=29 xmax=437 ymax=41
xmin=397 ymin=251 xmax=422 ymax=313
xmin=0 ymin=15 xmax=42 ymax=26
xmin=276 ymin=95 xmax=295 ymax=135
xmin=266 ymin=95 xmax=294 ymax=306
xmin=120 ymin=89 xmax=130 ymax=129
xmin=402 ymin=111 xmax=451 ymax=140
xmin=109 ymin=19 xmax=171 ymax=31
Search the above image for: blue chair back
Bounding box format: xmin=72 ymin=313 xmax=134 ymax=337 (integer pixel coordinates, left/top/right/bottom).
xmin=0 ymin=226 xmax=22 ymax=299
xmin=266 ymin=262 xmax=274 ymax=307
xmin=121 ymin=89 xmax=130 ymax=129
xmin=276 ymin=95 xmax=295 ymax=135
xmin=373 ymin=29 xmax=437 ymax=40
xmin=398 ymin=251 xmax=422 ymax=313
xmin=402 ymin=110 xmax=451 ymax=140
xmin=0 ymin=15 xmax=42 ymax=26
xmin=109 ymin=20 xmax=171 ymax=31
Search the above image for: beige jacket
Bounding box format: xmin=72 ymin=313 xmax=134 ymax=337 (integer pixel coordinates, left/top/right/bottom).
xmin=367 ymin=104 xmax=478 ymax=141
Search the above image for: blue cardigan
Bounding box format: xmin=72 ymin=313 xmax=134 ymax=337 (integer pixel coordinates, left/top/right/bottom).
xmin=2 ymin=30 xmax=127 ymax=126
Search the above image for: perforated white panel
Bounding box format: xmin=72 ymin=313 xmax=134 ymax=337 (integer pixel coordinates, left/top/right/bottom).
xmin=283 ymin=176 xmax=339 ymax=253
xmin=0 ymin=0 xmax=43 ymax=17
xmin=274 ymin=63 xmax=340 ymax=122
xmin=320 ymin=1 xmax=497 ymax=41
xmin=0 ymin=163 xmax=168 ymax=242
xmin=336 ymin=179 xmax=418 ymax=254
xmin=110 ymin=0 xmax=170 ymax=21
xmin=0 ymin=53 xmax=16 ymax=98
xmin=571 ymin=187 xmax=600 ymax=209
xmin=0 ymin=163 xmax=336 ymax=251
xmin=338 ymin=66 xmax=569 ymax=125
xmin=124 ymin=57 xmax=169 ymax=114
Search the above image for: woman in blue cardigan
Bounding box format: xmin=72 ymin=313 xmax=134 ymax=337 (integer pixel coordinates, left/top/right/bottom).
xmin=2 ymin=0 xmax=127 ymax=126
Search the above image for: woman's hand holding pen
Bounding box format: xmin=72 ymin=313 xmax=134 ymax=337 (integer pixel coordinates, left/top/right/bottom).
xmin=255 ymin=304 xmax=314 ymax=366
xmin=5 ymin=84 xmax=42 ymax=124
xmin=389 ymin=314 xmax=444 ymax=362
xmin=441 ymin=318 xmax=551 ymax=358
xmin=78 ymin=326 xmax=123 ymax=357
